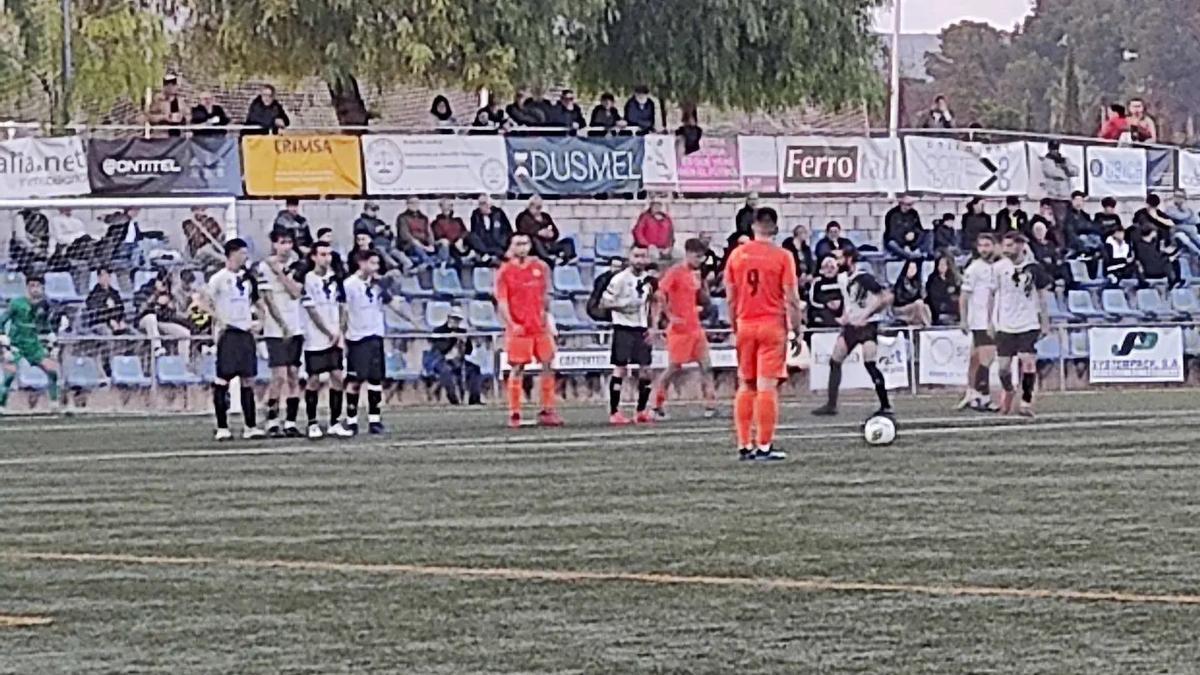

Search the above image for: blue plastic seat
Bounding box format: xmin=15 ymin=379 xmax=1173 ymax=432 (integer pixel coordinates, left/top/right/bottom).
xmin=1179 ymin=256 xmax=1200 ymax=286
xmin=1069 ymin=260 xmax=1105 ymax=290
xmin=1066 ymin=290 xmax=1108 ymax=320
xmin=15 ymin=359 xmax=48 ymax=390
xmin=0 ymin=271 xmax=26 ymax=300
xmin=1101 ymin=289 xmax=1144 ymax=319
xmin=155 ymin=355 xmax=200 ymax=386
xmin=550 ymin=299 xmax=587 ymax=331
xmin=432 ymin=267 xmax=469 ymax=298
xmin=1045 ymin=293 xmax=1075 ymax=323
xmin=468 ymin=300 xmax=503 ymax=331
xmin=594 ymin=232 xmax=624 ymax=260
xmin=425 ymin=301 xmax=452 ymax=328
xmin=43 ymin=271 xmax=82 ymax=302
xmin=385 ymin=351 xmax=421 ymax=382
xmin=197 ymin=353 xmax=218 ymax=384
xmin=884 ymin=261 xmax=905 ymax=286
xmin=110 ymin=356 xmax=152 ymax=388
xmin=847 ymin=231 xmax=886 ymax=261
xmin=1135 ymin=288 xmax=1180 ymax=320
xmin=472 ymin=267 xmax=496 ymax=298
xmin=1066 ymin=331 xmax=1090 ymax=359
xmin=385 ymin=305 xmax=420 ymax=333
xmin=1034 ymin=334 xmax=1061 ymax=362
xmin=1170 ymin=287 xmax=1200 ymax=316
xmin=132 ymin=270 xmax=158 ymax=295
xmin=64 ymin=356 xmax=105 ymax=390
xmin=553 ymin=265 xmax=588 ymax=298
xmin=1185 ymin=328 xmax=1200 ymax=356
xmin=398 ymin=274 xmax=434 ymax=299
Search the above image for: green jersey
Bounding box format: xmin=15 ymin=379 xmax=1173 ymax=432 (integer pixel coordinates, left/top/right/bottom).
xmin=2 ymin=297 xmax=52 ymax=360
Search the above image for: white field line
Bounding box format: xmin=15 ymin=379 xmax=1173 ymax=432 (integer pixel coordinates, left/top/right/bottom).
xmin=0 ymin=614 xmax=53 ymax=628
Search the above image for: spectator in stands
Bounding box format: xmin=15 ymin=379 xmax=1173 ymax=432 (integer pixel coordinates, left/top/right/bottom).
xmin=920 ymin=95 xmax=954 ymax=129
xmin=933 ymin=213 xmax=958 ymax=253
xmin=1103 ymin=226 xmax=1138 ymax=286
xmin=1163 ymin=190 xmax=1200 ymax=254
xmin=995 ymin=196 xmax=1028 ymax=236
xmin=478 ymin=96 xmax=507 ymax=128
xmin=468 ymin=194 xmax=513 ymax=266
xmin=814 ymin=220 xmax=853 ymax=262
xmin=925 ymin=252 xmax=961 ymax=325
xmin=782 ymin=224 xmax=815 ymax=283
xmin=1128 ymin=98 xmax=1157 ymax=143
xmin=147 ymin=73 xmax=186 ymax=136
xmin=432 ymin=199 xmax=473 ymax=265
xmin=516 ymin=195 xmax=576 ymax=266
xmin=1094 ymin=197 xmax=1123 ymax=235
xmin=430 ymin=308 xmax=482 ymax=406
xmin=244 ymin=84 xmax=289 ymax=135
xmin=1064 ymin=191 xmax=1104 ymax=260
xmin=731 ymin=193 xmax=759 ymax=247
xmin=354 ymin=201 xmax=411 ymax=273
xmin=272 ymin=199 xmax=313 ymax=256
xmin=624 ymin=85 xmax=657 ymax=134
xmin=430 ymin=95 xmax=457 ymax=132
xmin=631 ymin=197 xmax=675 ymax=259
xmin=1040 ymin=141 xmax=1078 ymax=225
xmin=675 ymin=105 xmax=702 ymax=155
xmin=1029 ymin=200 xmax=1061 ymax=249
xmin=507 ymin=89 xmax=543 ymax=127
xmin=315 ymin=228 xmax=347 ymax=279
xmin=1131 ymin=219 xmax=1180 ymax=285
xmin=892 ymin=260 xmax=932 ymax=327
xmin=1098 ymin=103 xmax=1131 ymax=141
xmin=396 ymin=197 xmax=447 ymax=269
xmin=178 ymin=269 xmax=212 ymax=338
xmin=97 ymin=208 xmax=144 ymax=287
xmin=348 ymin=232 xmax=401 ymax=291
xmin=960 ymin=198 xmax=991 ymax=252
xmin=85 ymin=268 xmax=127 ymax=335
xmin=1135 ymin=193 xmax=1200 ymax=257
xmin=807 ymin=256 xmax=843 ymax=331
xmin=48 ymin=208 xmax=94 ymax=261
xmin=469 ymin=109 xmax=498 ymax=135
xmin=190 ymin=91 xmax=230 ymax=135
xmin=134 ymin=273 xmax=191 ymax=357
xmin=181 ymin=207 xmax=225 ymax=275
xmin=1029 ymin=219 xmax=1064 ymax=283
xmin=696 ymin=231 xmax=722 ymax=295
xmin=9 ymin=209 xmax=50 ymax=277
xmin=589 ymin=93 xmax=623 ymax=135
xmin=550 ymin=89 xmax=586 ymax=133
xmin=883 ymin=194 xmax=929 ymax=261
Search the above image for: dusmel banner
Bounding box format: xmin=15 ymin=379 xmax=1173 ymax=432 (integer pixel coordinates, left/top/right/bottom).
xmin=88 ymin=137 xmax=243 ymax=196
xmin=363 ymin=135 xmax=509 ymax=195
xmin=1088 ymin=326 xmax=1184 ymax=383
xmin=506 ymin=136 xmax=644 ymax=194
xmin=776 ymin=136 xmax=904 ymax=193
xmin=0 ymin=137 xmax=90 ymax=198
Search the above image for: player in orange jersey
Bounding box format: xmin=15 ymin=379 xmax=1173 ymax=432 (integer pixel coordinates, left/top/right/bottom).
xmin=496 ymin=233 xmax=564 ymax=428
xmin=650 ymin=238 xmax=717 ymax=419
xmin=724 ymin=207 xmax=805 ymax=461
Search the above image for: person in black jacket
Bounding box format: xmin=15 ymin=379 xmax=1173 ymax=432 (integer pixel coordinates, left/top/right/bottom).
xmin=1064 ymin=190 xmax=1103 ymax=257
xmin=429 ymin=308 xmax=482 ymax=405
xmin=1029 ymin=219 xmax=1064 ymax=283
xmin=1028 ymin=200 xmax=1061 ymax=251
xmin=925 ymin=252 xmax=961 ymax=325
xmin=782 ymin=224 xmax=815 ymax=285
xmin=807 ymin=256 xmax=843 ymax=331
xmin=549 ymin=89 xmax=586 ymax=133
xmin=960 ymin=197 xmax=992 ymax=252
xmin=1094 ymin=197 xmax=1123 ymax=236
xmin=272 ymin=199 xmax=313 ymax=256
xmin=85 ymin=267 xmax=128 ymax=334
xmin=933 ymin=213 xmax=959 ymax=252
xmin=589 ymin=93 xmax=623 ymax=135
xmin=624 ymin=85 xmax=656 ymax=134
xmin=468 ymin=194 xmax=513 ymax=266
xmin=506 ymin=89 xmax=544 ymax=128
xmin=883 ymin=195 xmax=929 ymax=261
xmin=1130 ymin=221 xmax=1180 ymax=285
xmin=1103 ymin=226 xmax=1138 ymax=286
xmin=994 ymin=196 xmax=1028 ymax=236
xmin=243 ymin=85 xmax=289 ymax=135
xmin=814 ymin=220 xmax=854 ymax=263
xmin=190 ymin=92 xmax=230 ymax=136
xmin=892 ymin=260 xmax=932 ymax=327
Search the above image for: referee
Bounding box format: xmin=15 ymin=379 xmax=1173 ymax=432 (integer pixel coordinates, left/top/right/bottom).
xmin=203 ymin=238 xmax=264 ymax=441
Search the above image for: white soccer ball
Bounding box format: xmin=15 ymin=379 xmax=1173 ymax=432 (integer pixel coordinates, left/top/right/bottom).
xmin=863 ymin=415 xmax=896 ymax=446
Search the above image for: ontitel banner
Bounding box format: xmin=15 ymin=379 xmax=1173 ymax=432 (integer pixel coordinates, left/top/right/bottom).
xmin=88 ymin=137 xmax=243 ymax=196
xmin=0 ymin=137 xmax=90 ymax=198
xmin=362 ymin=135 xmax=508 ymax=195
xmin=904 ymin=137 xmax=1029 ymax=195
xmin=1088 ymin=327 xmax=1184 ymax=383
xmin=808 ymin=331 xmax=909 ymax=391
xmin=1085 ymin=146 xmax=1147 ymax=198
xmin=777 ymin=136 xmax=904 ymax=193
xmin=507 ymin=136 xmax=643 ymax=194
xmin=242 ymin=135 xmax=363 ymax=196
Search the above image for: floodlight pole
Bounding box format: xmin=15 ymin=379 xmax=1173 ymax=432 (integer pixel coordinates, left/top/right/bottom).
xmin=888 ymin=0 xmax=902 ymax=138
xmin=61 ymin=0 xmax=73 ymax=126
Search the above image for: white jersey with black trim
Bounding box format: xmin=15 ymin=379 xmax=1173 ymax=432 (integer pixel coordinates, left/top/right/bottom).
xmin=206 ymin=267 xmax=258 ymax=332
xmin=343 ymin=273 xmax=389 ymax=341
xmin=256 ymin=258 xmax=304 ymax=338
xmin=993 ymin=256 xmax=1051 ymax=334
xmin=837 ymin=269 xmax=885 ymax=325
xmin=301 ymin=269 xmax=344 ymax=352
xmin=961 ymin=257 xmax=996 ymax=331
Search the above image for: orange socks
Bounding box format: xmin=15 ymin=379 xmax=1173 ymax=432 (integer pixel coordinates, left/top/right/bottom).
xmin=507 ymin=375 xmax=523 ymax=415
xmin=653 ymin=386 xmax=668 ymax=409
xmin=754 ymin=389 xmax=779 ymax=448
xmin=734 ymin=387 xmax=755 ymax=448
xmin=539 ymin=373 xmax=556 ymax=411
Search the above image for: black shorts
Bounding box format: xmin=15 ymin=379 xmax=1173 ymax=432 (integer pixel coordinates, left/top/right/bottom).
xmin=972 ymin=330 xmax=995 ymax=347
xmin=346 ymin=336 xmax=385 ymax=382
xmin=305 ymin=347 xmax=344 ymax=376
xmin=839 ymin=323 xmax=879 ymax=353
xmin=216 ymin=328 xmax=257 ymax=382
xmin=264 ymin=336 xmax=304 ymax=368
xmin=610 ymin=326 xmax=653 ymax=368
xmin=996 ymin=330 xmax=1040 ymax=357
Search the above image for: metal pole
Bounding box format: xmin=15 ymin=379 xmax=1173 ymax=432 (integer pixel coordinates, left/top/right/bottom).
xmin=60 ymin=0 xmax=72 ymax=125
xmin=888 ymin=0 xmax=902 ymax=137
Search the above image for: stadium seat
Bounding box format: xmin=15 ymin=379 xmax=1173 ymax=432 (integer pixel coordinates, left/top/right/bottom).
xmin=472 ymin=267 xmax=496 ymax=298
xmin=385 ymin=305 xmax=421 ymax=333
xmin=0 ymin=271 xmax=26 ymax=300
xmin=1045 ymin=293 xmax=1075 ymax=324
xmin=197 ymin=353 xmax=218 ymax=384
xmin=155 ymin=355 xmax=200 ymax=386
xmin=385 ymin=352 xmax=421 ymax=382
xmin=1185 ymin=328 xmax=1200 ymax=356
xmin=1068 ymin=260 xmax=1105 ymax=290
xmin=432 ymin=268 xmax=470 ymax=298
xmin=1135 ymin=289 xmax=1181 ymax=321
xmin=87 ymin=271 xmax=129 ymax=298
xmin=594 ymin=232 xmax=624 ymax=260
xmin=884 ymin=261 xmax=905 ymax=286
xmin=256 ymin=358 xmax=271 ymax=385
xmin=553 ymin=265 xmax=588 ymax=298
xmin=132 ymin=270 xmax=158 ymax=294
xmin=398 ymin=274 xmax=434 ymax=299
xmin=1066 ymin=290 xmax=1109 ymax=321
xmin=1179 ymin=256 xmax=1200 ymax=286
xmin=110 ymin=356 xmax=152 ymax=388
xmin=469 ymin=346 xmax=496 ymax=379
xmin=1170 ymin=287 xmax=1200 ymax=316
xmin=1066 ymin=331 xmax=1090 ymax=360
xmin=1101 ymin=289 xmax=1145 ymax=320
xmin=15 ymin=359 xmax=48 ymax=390
xmin=1034 ymin=334 xmax=1061 ymax=363
xmin=846 ymin=231 xmax=886 ymax=262
xmin=468 ymin=300 xmax=503 ymax=331
xmin=425 ymin=301 xmax=452 ymax=328
xmin=64 ymin=355 xmax=105 ymax=390
xmin=549 ymin=299 xmax=588 ymax=331
xmin=43 ymin=272 xmax=82 ymax=302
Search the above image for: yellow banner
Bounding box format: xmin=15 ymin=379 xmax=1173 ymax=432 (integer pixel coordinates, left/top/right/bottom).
xmin=241 ymin=135 xmax=363 ymax=196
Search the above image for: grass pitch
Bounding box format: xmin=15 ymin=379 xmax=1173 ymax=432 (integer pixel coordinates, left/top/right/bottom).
xmin=2 ymin=391 xmax=1200 ymax=673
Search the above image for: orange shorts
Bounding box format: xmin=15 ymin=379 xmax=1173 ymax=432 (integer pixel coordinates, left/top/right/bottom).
xmin=666 ymin=329 xmax=709 ymax=366
xmin=506 ymin=331 xmax=555 ymax=366
xmin=735 ymin=321 xmax=787 ymax=380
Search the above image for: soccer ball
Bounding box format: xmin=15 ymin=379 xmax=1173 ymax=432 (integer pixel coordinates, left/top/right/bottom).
xmin=863 ymin=415 xmax=897 ymax=446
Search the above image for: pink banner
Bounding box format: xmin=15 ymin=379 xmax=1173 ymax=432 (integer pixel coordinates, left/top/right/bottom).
xmin=677 ymin=138 xmax=742 ymax=192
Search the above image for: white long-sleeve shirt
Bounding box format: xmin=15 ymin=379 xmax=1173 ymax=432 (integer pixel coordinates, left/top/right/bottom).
xmin=48 ymin=213 xmax=88 ymax=253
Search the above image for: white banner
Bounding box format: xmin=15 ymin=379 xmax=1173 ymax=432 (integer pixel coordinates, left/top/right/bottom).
xmin=918 ymin=329 xmax=972 ymax=386
xmin=737 ymin=135 xmax=780 ymax=190
xmin=501 ymin=347 xmax=737 ymax=372
xmin=904 ymin=137 xmax=1029 ymax=195
xmin=808 ymin=331 xmax=909 ymax=391
xmin=362 ymin=135 xmax=508 ymax=194
xmin=1085 ymin=146 xmax=1147 ymax=198
xmin=1178 ymin=151 xmax=1200 ymax=196
xmin=0 ymin=137 xmax=90 ymax=198
xmin=777 ymin=136 xmax=904 ymax=193
xmin=1088 ymin=327 xmax=1184 ymax=383
xmin=641 ymin=134 xmax=679 ymax=190
xmin=1025 ymin=142 xmax=1086 ymax=198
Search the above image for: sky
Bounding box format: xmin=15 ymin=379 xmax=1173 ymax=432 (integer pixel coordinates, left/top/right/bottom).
xmin=873 ymin=0 xmax=1034 ymax=34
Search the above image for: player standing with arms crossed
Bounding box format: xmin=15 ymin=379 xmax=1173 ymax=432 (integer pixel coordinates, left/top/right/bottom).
xmin=258 ymin=229 xmax=305 ymax=437
xmin=650 ymin=237 xmax=717 ymax=419
xmin=496 ymin=232 xmax=564 ymax=428
xmin=993 ymin=231 xmax=1051 ymax=416
xmin=300 ymin=241 xmax=354 ymax=439
xmin=958 ymin=233 xmax=999 ymax=412
xmin=202 ymin=239 xmax=265 ymax=440
xmin=725 ymin=208 xmax=804 ymax=461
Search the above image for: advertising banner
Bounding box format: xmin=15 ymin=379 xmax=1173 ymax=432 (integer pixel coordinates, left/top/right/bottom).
xmin=736 ymin=135 xmax=778 ymax=192
xmin=641 ymin=134 xmax=679 ymax=191
xmin=1085 ymin=146 xmax=1147 ymax=198
xmin=362 ymin=134 xmax=508 ymax=195
xmin=808 ymin=331 xmax=909 ymax=391
xmin=506 ymin=136 xmax=643 ymax=194
xmin=1179 ymin=150 xmax=1200 ymax=196
xmin=676 ymin=136 xmax=742 ymax=192
xmin=1146 ymin=148 xmax=1175 ymax=190
xmin=87 ymin=137 xmax=243 ymax=196
xmin=502 ymin=347 xmax=737 ymax=372
xmin=1025 ymin=142 xmax=1086 ymax=198
xmin=904 ymin=137 xmax=1030 ymax=195
xmin=0 ymin=137 xmax=90 ymax=198
xmin=242 ymin=135 xmax=363 ymax=196
xmin=1088 ymin=327 xmax=1184 ymax=383
xmin=918 ymin=329 xmax=972 ymax=386
xmin=777 ymin=136 xmax=904 ymax=193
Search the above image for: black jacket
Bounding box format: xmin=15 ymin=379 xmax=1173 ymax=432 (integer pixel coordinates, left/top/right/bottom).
xmin=1094 ymin=212 xmax=1123 ymax=236
xmin=959 ymin=212 xmax=992 ymax=250
xmin=933 ymin=224 xmax=958 ymax=251
xmin=589 ymin=105 xmax=621 ymax=131
xmin=506 ymin=100 xmax=544 ymax=127
xmin=550 ymin=103 xmax=586 ymax=129
xmin=85 ymin=285 xmax=124 ymax=327
xmin=807 ymin=277 xmax=842 ymax=328
xmin=814 ymin=236 xmax=853 ymax=262
xmin=883 ymin=206 xmax=924 ymax=250
xmin=468 ymin=208 xmax=513 ymax=257
xmin=892 ymin=275 xmax=923 ymax=308
xmin=734 ymin=205 xmax=756 ymax=236
xmin=272 ymin=211 xmax=313 ymax=251
xmin=782 ymin=237 xmax=814 ymax=279
xmin=994 ymin=207 xmax=1028 ymax=236
xmin=190 ymin=104 xmax=230 ymax=135
xmin=1132 ymin=231 xmax=1173 ymax=278
xmin=624 ymin=97 xmax=656 ymax=132
xmin=244 ymin=96 xmax=290 ymax=135
xmin=925 ymin=273 xmax=960 ymax=320
xmin=432 ymin=323 xmax=472 ymax=357
xmin=1028 ymin=215 xmax=1060 ymax=249
xmin=353 ymin=213 xmax=393 ymax=248
xmin=1029 ymin=238 xmax=1062 ymax=278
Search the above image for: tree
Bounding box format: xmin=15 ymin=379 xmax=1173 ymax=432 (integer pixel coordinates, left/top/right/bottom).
xmin=0 ymin=0 xmax=167 ymax=125
xmin=1058 ymin=43 xmax=1082 ymax=135
xmin=923 ymin=21 xmax=1013 ymax=126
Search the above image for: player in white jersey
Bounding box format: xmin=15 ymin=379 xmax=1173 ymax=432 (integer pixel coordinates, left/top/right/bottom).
xmin=958 ymin=233 xmax=999 ymax=412
xmin=257 ymin=229 xmax=306 ymax=437
xmin=300 ymin=241 xmax=354 ymax=439
xmin=600 ymin=244 xmax=657 ymax=425
xmin=342 ymin=249 xmax=420 ymax=435
xmin=200 ymin=239 xmax=264 ymax=441
xmin=993 ymin=231 xmax=1051 ymax=417
xmin=813 ymin=247 xmax=894 ymax=417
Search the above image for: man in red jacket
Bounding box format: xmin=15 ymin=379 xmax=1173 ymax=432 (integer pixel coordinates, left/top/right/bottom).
xmin=632 ymin=197 xmax=675 ymax=261
xmin=1097 ymin=104 xmax=1131 ymax=141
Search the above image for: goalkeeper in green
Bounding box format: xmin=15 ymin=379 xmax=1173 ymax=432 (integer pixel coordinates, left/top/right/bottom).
xmin=0 ymin=275 xmax=61 ymax=408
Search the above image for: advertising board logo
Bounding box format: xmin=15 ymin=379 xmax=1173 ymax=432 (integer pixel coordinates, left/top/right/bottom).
xmin=274 ymin=138 xmax=333 ymax=154
xmin=101 ymin=157 xmax=182 ymax=177
xmin=512 ymin=146 xmax=641 ymax=184
xmin=1111 ymin=330 xmax=1158 ymax=357
xmin=364 ymin=138 xmax=403 ymax=187
xmin=782 ymin=145 xmax=859 ymax=184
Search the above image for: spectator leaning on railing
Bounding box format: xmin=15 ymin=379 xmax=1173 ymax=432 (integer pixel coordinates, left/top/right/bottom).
xmin=624 ymin=85 xmax=657 ymax=134
xmin=1128 ymin=98 xmax=1157 ymax=143
xmin=507 ymin=89 xmax=543 ymax=127
xmin=550 ymin=89 xmax=586 ymax=134
xmin=589 ymin=93 xmax=624 ymax=135
xmin=190 ymin=92 xmax=230 ymax=136
xmin=147 ymin=73 xmax=186 ymax=136
xmin=430 ymin=95 xmax=457 ymax=132
xmin=920 ymin=94 xmax=955 ymax=129
xmin=244 ymin=84 xmax=290 ymax=135
xmin=883 ymin=194 xmax=930 ymax=261
xmin=1098 ymin=104 xmax=1132 ymax=141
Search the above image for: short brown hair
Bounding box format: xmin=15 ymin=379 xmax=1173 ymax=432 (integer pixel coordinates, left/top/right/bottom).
xmin=1002 ymin=231 xmax=1027 ymax=246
